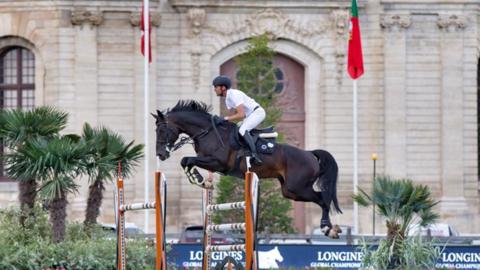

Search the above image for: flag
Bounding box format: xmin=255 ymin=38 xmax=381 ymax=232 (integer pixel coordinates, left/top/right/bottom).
xmin=140 ymin=3 xmax=152 ymax=63
xmin=347 ymin=0 xmax=364 ymax=79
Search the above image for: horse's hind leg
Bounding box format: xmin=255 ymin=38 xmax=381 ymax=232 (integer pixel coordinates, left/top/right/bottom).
xmin=317 ymin=203 xmax=341 ymax=239
xmin=320 ymin=206 xmax=332 ymax=230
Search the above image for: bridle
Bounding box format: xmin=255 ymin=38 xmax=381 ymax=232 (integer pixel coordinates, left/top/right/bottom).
xmin=157 ymin=115 xmax=225 ymax=154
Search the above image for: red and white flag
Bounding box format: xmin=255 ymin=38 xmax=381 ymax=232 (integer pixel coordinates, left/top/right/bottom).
xmin=140 ymin=3 xmax=152 ymax=63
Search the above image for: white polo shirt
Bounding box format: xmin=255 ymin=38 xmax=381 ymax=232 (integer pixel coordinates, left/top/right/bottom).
xmin=225 ymin=89 xmax=260 ymax=117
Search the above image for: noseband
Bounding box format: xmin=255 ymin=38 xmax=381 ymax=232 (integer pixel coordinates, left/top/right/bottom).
xmin=157 ymin=122 xmax=179 ymax=153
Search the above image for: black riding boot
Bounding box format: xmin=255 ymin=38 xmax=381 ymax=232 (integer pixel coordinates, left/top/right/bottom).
xmin=243 ymin=132 xmax=262 ymax=165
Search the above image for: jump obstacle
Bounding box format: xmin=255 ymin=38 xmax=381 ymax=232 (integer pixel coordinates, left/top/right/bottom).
xmin=114 ymin=159 xmax=259 ymax=270
xmin=202 ymin=163 xmax=260 ymax=270
xmin=115 ymin=168 xmax=167 ymax=270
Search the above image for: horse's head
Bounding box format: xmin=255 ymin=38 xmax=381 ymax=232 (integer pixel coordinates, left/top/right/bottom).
xmin=272 ymin=246 xmax=284 ymax=262
xmin=152 ymin=110 xmax=180 ymax=161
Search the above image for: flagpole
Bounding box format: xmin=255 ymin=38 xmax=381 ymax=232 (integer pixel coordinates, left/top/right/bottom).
xmin=353 ymin=79 xmax=358 ymax=235
xmin=143 ymin=0 xmax=150 ymax=234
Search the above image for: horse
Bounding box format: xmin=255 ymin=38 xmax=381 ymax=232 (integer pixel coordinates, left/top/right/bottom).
xmin=258 ymin=246 xmax=284 ymax=269
xmin=153 ymin=100 xmax=342 ymax=238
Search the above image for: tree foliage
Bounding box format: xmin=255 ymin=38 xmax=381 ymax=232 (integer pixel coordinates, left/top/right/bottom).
xmin=0 ymin=107 xmax=68 ymax=217
xmin=6 ymin=135 xmax=88 ymax=242
xmin=82 ymin=123 xmax=144 ymax=226
xmin=1 ymin=106 xmax=143 ymax=242
xmin=214 ymin=35 xmax=294 ymax=233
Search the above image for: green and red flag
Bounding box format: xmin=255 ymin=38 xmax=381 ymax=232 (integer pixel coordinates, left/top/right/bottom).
xmin=347 ymin=0 xmax=364 ymax=79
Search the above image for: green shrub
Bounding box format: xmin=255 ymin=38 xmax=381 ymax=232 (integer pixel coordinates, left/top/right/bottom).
xmin=358 ymin=236 xmax=442 ymax=270
xmin=0 ymin=207 xmax=155 ymax=270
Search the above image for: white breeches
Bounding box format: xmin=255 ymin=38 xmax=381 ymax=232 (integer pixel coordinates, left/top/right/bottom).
xmin=239 ymin=107 xmax=266 ymax=136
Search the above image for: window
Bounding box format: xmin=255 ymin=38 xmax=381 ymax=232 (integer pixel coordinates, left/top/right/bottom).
xmin=0 ymin=47 xmax=35 ymax=180
xmin=0 ymin=47 xmax=35 ymax=109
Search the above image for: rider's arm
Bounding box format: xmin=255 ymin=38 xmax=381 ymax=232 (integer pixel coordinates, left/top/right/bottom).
xmin=225 ymin=104 xmax=245 ymax=121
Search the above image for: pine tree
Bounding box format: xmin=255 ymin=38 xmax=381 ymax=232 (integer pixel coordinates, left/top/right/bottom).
xmin=213 ymin=35 xmax=294 ymax=233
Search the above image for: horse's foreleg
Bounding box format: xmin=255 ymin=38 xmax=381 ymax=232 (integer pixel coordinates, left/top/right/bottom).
xmin=181 ymin=157 xmax=204 ymax=186
xmin=181 ymin=156 xmax=225 ymax=187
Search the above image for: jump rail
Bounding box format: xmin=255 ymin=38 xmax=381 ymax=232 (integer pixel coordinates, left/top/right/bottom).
xmin=115 ymin=169 xmax=167 ymax=270
xmin=201 ymin=169 xmax=259 ymax=270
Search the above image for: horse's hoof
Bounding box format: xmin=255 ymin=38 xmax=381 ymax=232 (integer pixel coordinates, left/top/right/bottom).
xmin=203 ymin=182 xmax=214 ymax=190
xmin=328 ymin=228 xmax=340 ymax=239
xmin=333 ymin=224 xmax=342 ymax=234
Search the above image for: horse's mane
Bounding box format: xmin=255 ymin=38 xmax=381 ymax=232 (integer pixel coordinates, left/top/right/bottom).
xmin=168 ymin=100 xmax=212 ymax=115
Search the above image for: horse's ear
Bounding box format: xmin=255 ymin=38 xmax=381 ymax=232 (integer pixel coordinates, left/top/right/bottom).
xmin=152 ymin=110 xmax=165 ymax=121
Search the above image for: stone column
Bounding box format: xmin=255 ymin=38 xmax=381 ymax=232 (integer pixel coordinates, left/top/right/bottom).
xmin=381 ymin=14 xmax=411 ymax=178
xmin=71 ymin=10 xmax=103 ymax=127
xmin=437 ymin=14 xmax=468 ymax=212
xmin=69 ymin=9 xmax=104 ymax=221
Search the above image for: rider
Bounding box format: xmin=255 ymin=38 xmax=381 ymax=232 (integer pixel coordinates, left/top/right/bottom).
xmin=212 ymin=75 xmax=266 ymax=165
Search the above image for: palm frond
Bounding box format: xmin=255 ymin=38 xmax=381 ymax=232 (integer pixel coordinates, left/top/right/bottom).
xmin=80 ymin=123 xmax=144 ymax=182
xmin=0 ymin=107 xmax=68 ymax=148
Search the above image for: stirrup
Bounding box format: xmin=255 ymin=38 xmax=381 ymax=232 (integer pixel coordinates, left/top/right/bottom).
xmin=251 ymin=155 xmax=263 ymax=165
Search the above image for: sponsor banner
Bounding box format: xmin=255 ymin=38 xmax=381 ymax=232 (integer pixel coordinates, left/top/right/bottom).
xmin=168 ymin=244 xmax=480 ymax=269
xmin=437 ymin=248 xmax=480 ymax=270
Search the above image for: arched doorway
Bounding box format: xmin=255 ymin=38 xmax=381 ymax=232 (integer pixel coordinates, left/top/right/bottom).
xmin=220 ymin=53 xmax=307 ymax=232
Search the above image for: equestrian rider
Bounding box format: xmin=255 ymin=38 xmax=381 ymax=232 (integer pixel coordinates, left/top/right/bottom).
xmin=212 ymin=75 xmax=266 ymax=165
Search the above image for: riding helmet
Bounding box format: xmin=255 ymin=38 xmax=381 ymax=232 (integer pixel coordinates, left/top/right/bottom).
xmin=212 ymin=75 xmax=231 ymax=89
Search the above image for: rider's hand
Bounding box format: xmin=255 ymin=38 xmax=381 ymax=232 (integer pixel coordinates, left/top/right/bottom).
xmin=213 ymin=115 xmax=227 ymax=126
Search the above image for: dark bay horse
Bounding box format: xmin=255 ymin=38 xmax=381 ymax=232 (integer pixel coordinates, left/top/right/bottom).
xmin=153 ymin=100 xmax=342 ymax=238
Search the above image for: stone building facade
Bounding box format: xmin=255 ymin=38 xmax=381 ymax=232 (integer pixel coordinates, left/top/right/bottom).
xmin=0 ymin=0 xmax=478 ymax=234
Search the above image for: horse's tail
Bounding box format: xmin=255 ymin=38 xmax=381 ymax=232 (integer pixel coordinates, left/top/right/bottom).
xmin=310 ymin=149 xmax=342 ymax=214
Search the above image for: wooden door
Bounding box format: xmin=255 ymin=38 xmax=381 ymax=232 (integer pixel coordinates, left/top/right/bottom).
xmin=220 ymin=53 xmax=306 ymax=232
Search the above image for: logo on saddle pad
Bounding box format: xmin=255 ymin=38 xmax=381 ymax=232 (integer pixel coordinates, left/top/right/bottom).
xmin=258 ymin=246 xmax=284 ymax=269
xmin=231 ymin=126 xmax=278 ymax=155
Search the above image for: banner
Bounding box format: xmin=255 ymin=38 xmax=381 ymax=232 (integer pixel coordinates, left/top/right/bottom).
xmin=168 ymin=244 xmax=480 ymax=269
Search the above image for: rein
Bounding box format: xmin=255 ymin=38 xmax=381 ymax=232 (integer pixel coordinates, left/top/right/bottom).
xmin=164 ymin=115 xmax=225 ymax=153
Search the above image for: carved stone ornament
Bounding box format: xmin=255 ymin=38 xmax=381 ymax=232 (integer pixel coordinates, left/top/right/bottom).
xmin=437 ymin=14 xmax=467 ymax=31
xmin=380 ymin=14 xmax=411 ymax=30
xmin=331 ymin=9 xmax=349 ymax=37
xmin=71 ymin=10 xmax=104 ymax=27
xmin=331 ymin=9 xmax=349 ymax=86
xmin=208 ymin=9 xmax=327 ymax=39
xmin=130 ymin=12 xmax=162 ymax=27
xmin=190 ymin=43 xmax=202 ymax=90
xmin=187 ymin=8 xmax=206 ymax=36
xmin=245 ymin=9 xmax=290 ymax=38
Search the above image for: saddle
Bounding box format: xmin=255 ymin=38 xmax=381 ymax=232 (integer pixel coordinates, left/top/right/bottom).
xmin=230 ymin=126 xmax=278 ymax=154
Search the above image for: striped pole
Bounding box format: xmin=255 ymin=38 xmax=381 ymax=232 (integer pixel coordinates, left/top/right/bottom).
xmin=155 ymin=170 xmax=166 ymax=270
xmin=201 ymin=171 xmax=258 ymax=270
xmin=116 ymin=169 xmax=167 ymax=270
xmin=116 ymin=175 xmax=126 ymax=270
xmin=245 ymin=171 xmax=256 ymax=270
xmin=202 ymin=172 xmax=213 ymax=270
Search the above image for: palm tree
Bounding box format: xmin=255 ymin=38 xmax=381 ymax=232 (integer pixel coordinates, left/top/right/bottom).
xmin=82 ymin=123 xmax=144 ymax=226
xmin=353 ymin=176 xmax=439 ymax=269
xmin=7 ymin=135 xmax=88 ymax=242
xmin=0 ymin=107 xmax=68 ymax=214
